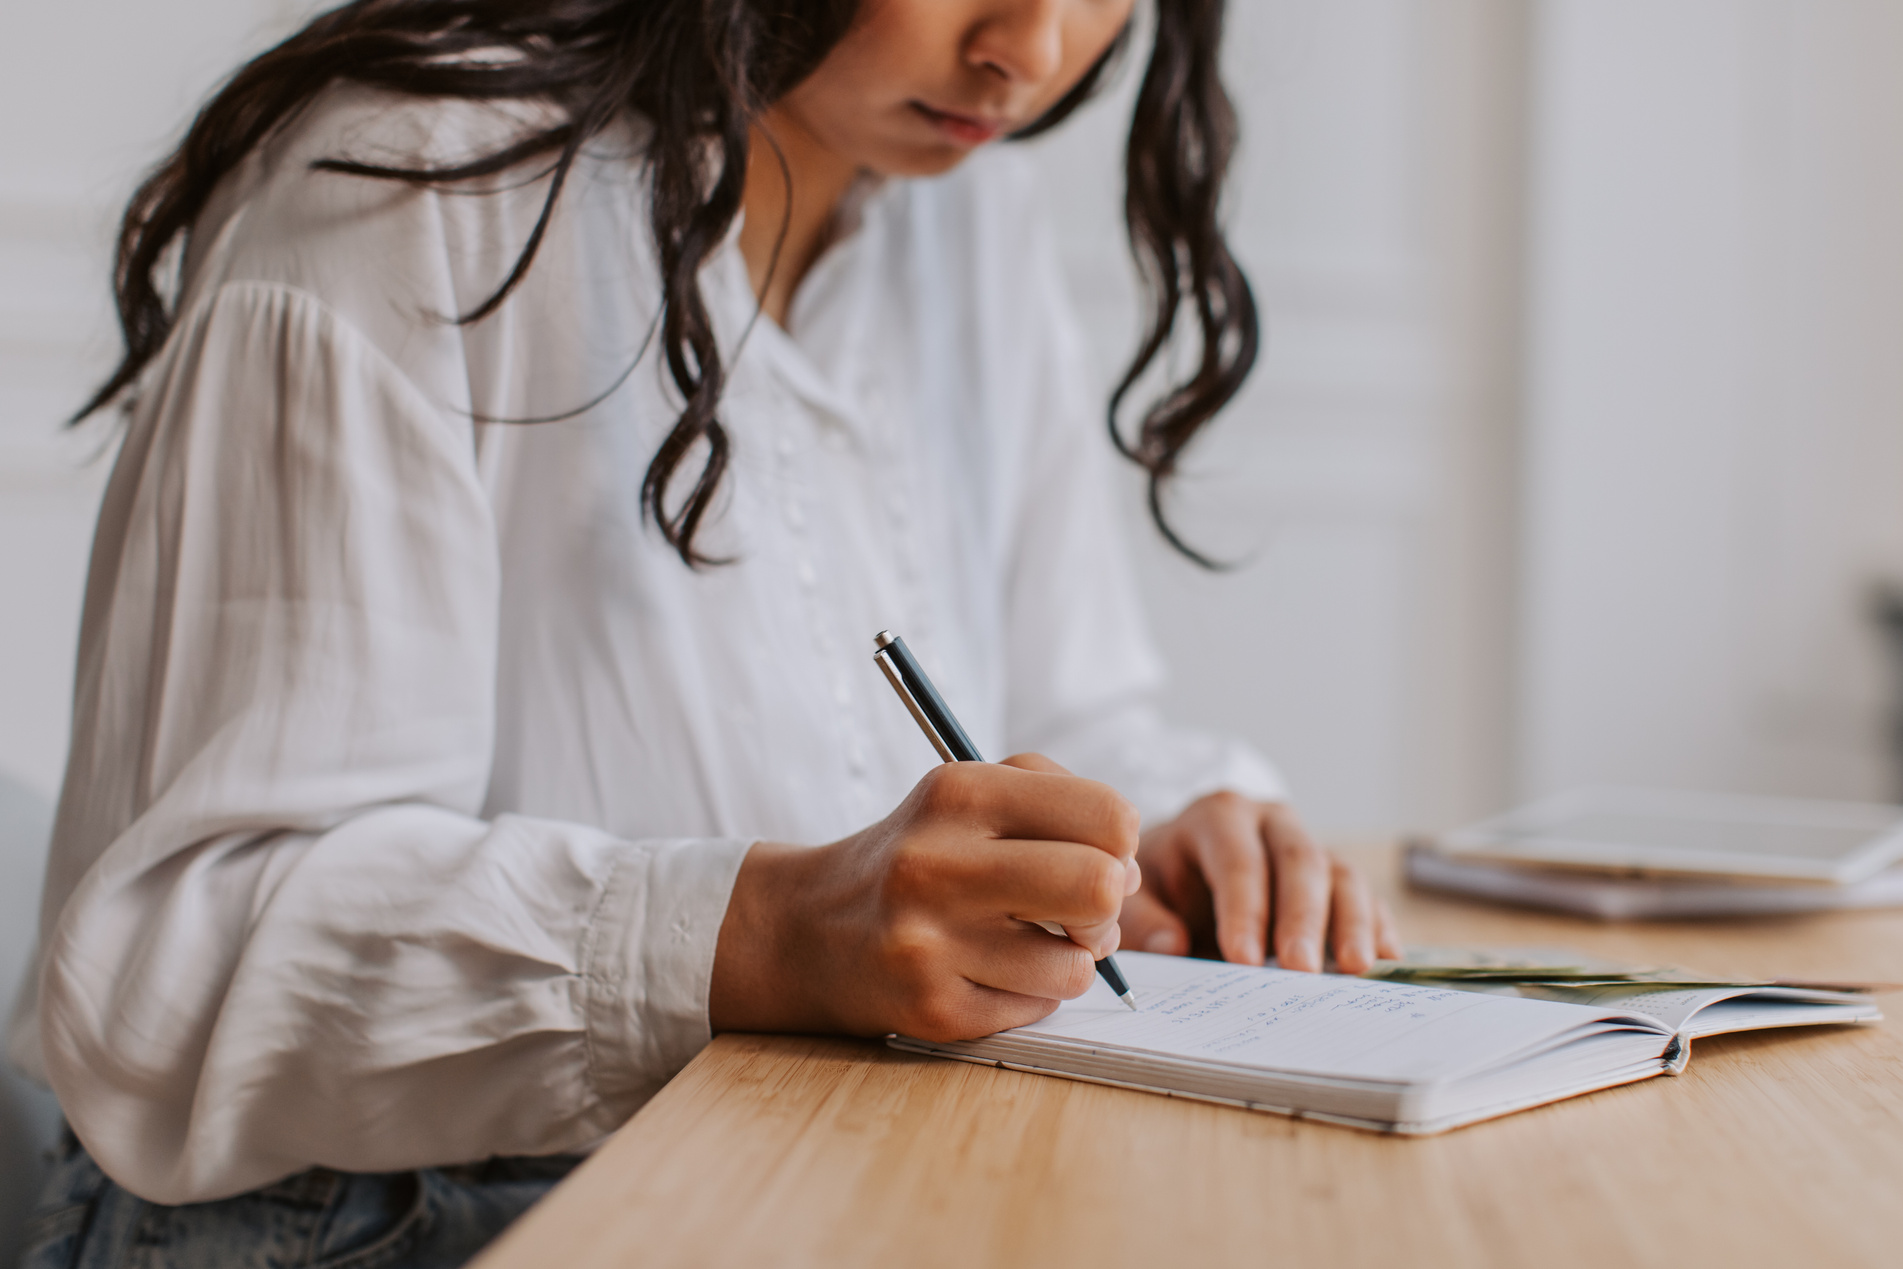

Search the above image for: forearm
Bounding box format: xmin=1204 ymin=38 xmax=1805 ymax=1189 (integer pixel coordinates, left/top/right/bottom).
xmin=709 ymin=840 xmax=840 ymax=1035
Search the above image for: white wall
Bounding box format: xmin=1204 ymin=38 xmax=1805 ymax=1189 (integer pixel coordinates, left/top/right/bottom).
xmin=1519 ymin=0 xmax=1903 ymax=802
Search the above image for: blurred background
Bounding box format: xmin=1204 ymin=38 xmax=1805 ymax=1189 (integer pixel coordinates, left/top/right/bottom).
xmin=6 ymin=0 xmax=1903 ymax=845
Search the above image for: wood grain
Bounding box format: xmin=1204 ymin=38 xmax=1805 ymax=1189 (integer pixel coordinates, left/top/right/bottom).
xmin=473 ymin=845 xmax=1903 ymax=1269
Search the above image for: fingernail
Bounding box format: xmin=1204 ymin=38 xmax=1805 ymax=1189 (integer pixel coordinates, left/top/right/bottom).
xmin=1123 ymin=859 xmax=1142 ymax=895
xmin=1238 ymin=938 xmax=1263 ymax=965
xmin=1291 ymin=938 xmax=1320 ymax=970
xmin=1145 ymin=930 xmax=1179 ymax=954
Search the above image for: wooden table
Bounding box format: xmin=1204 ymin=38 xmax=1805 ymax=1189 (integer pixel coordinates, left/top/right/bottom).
xmin=473 ymin=845 xmax=1903 ymax=1269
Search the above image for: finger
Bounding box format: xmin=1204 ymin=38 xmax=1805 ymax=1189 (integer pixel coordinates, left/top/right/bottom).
xmin=1325 ymin=859 xmax=1379 ymax=975
xmin=1374 ymin=897 xmax=1405 ymax=960
xmin=1187 ymin=793 xmax=1270 ymax=966
xmin=962 ymin=922 xmax=1102 ymax=1002
xmin=1119 ymin=886 xmax=1191 ymax=956
xmin=912 ymin=762 xmax=1138 ymax=860
xmin=936 ymin=837 xmax=1131 ymax=932
xmin=895 ymin=978 xmax=1067 ymax=1043
xmin=1263 ymin=806 xmax=1331 ymax=972
xmin=1040 ymin=915 xmax=1122 ymax=962
xmin=1139 ymin=828 xmax=1218 ymax=955
xmin=994 ymin=755 xmax=1135 ymax=892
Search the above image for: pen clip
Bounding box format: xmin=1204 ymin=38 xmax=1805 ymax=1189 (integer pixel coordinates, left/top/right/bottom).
xmin=875 ymin=645 xmax=955 ymax=763
xmin=873 ymin=632 xmax=985 ymax=763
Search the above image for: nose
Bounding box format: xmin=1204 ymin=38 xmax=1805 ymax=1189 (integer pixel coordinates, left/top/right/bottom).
xmin=966 ymin=0 xmax=1066 ymax=87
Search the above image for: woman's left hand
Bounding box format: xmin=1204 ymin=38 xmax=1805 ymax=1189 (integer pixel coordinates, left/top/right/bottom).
xmin=1118 ymin=793 xmax=1402 ymax=975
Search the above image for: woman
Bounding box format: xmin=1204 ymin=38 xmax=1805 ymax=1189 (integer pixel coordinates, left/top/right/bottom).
xmin=14 ymin=1 xmax=1400 ymax=1264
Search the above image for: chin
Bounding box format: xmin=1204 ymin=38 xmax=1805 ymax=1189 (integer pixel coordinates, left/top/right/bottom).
xmin=865 ymin=141 xmax=984 ymax=180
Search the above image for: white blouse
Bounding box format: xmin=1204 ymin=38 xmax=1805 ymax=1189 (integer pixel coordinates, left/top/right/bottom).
xmin=7 ymin=88 xmax=1282 ymax=1204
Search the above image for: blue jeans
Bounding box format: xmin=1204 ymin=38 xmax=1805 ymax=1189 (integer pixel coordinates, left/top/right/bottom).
xmin=18 ymin=1132 xmax=579 ymax=1269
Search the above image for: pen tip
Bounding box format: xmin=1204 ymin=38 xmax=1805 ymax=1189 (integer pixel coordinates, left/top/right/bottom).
xmin=1120 ymin=992 xmax=1139 ymax=1011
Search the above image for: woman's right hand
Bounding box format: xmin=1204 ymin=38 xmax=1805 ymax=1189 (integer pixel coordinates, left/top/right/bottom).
xmin=710 ymin=754 xmax=1141 ymax=1041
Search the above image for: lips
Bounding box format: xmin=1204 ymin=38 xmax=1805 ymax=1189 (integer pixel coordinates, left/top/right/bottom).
xmin=911 ymin=102 xmax=1010 ymax=146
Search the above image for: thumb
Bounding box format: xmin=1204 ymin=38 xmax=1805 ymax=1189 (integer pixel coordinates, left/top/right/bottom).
xmin=1119 ymin=886 xmax=1190 ymax=957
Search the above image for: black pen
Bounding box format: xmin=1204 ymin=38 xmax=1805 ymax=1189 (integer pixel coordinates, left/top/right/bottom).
xmin=872 ymin=630 xmax=1139 ymax=1011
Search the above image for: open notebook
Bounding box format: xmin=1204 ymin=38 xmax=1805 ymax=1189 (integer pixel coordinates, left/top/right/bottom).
xmin=888 ymin=951 xmax=1881 ymax=1134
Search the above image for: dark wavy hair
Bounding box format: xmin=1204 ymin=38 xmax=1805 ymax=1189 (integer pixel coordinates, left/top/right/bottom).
xmin=80 ymin=0 xmax=1256 ymax=567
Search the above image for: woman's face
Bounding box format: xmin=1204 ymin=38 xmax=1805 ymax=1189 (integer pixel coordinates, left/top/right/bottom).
xmin=774 ymin=0 xmax=1139 ymax=177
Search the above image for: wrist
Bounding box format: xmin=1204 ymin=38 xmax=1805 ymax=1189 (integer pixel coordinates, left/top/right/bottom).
xmin=709 ymin=840 xmax=832 ymax=1034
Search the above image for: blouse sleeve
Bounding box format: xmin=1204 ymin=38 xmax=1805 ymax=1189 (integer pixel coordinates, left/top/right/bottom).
xmin=998 ymin=224 xmax=1287 ymax=826
xmin=24 ymin=280 xmax=751 ymax=1204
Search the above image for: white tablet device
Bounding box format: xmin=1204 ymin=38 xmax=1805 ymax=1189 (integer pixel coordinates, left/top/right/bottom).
xmin=1436 ymin=787 xmax=1903 ymax=885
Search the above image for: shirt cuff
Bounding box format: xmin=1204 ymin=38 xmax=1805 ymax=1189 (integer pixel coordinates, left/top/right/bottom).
xmin=579 ymin=835 xmax=754 ymax=1115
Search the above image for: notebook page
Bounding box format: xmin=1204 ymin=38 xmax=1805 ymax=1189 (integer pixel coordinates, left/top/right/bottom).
xmin=1012 ymin=952 xmax=1665 ymax=1085
xmin=1509 ymin=984 xmax=1749 ymax=1030
xmin=1510 ymin=982 xmax=1877 ymax=1033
